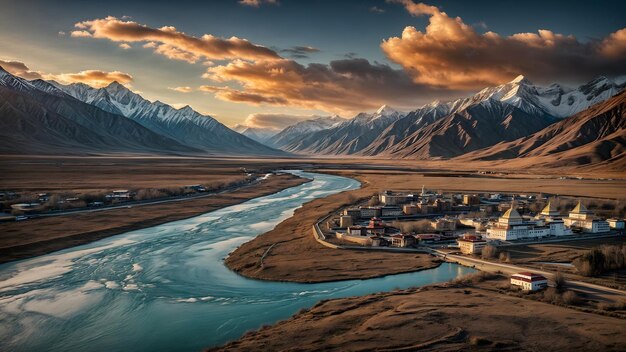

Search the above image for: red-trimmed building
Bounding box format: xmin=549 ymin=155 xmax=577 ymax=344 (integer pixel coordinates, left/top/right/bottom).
xmin=511 ymin=272 xmax=548 ymax=291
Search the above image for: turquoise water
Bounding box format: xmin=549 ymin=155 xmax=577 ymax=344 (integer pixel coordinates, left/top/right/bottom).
xmin=0 ymin=171 xmax=474 ymax=351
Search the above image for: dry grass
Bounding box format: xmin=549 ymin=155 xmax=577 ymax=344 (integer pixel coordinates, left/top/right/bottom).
xmin=211 ymin=285 xmax=626 ymax=352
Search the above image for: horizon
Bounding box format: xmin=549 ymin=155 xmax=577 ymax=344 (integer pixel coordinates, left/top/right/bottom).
xmin=1 ymin=0 xmax=625 ymax=129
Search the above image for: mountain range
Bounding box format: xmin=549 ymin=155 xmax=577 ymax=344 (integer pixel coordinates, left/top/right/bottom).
xmin=278 ymin=75 xmax=624 ymax=159
xmin=1 ymin=64 xmax=624 ymax=171
xmin=0 ymin=66 xmax=283 ymax=156
xmin=459 ymin=89 xmax=626 ymax=169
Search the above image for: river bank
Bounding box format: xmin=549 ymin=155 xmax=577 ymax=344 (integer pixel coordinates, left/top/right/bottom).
xmin=213 ymin=280 xmax=626 ymax=352
xmin=0 ymin=173 xmax=307 ymax=264
xmin=225 ymin=172 xmax=442 ymax=283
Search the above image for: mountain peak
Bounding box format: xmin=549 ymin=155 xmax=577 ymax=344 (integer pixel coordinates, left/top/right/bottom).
xmin=376 ymin=104 xmax=398 ymax=116
xmin=510 ymin=75 xmax=531 ymax=85
xmin=105 ymin=81 xmax=128 ymax=94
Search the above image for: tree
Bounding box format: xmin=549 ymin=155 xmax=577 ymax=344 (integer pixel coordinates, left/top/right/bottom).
xmin=368 ymin=196 xmax=381 ymax=207
xmin=481 ymin=245 xmax=498 ymax=259
xmin=554 ymin=271 xmax=566 ymax=292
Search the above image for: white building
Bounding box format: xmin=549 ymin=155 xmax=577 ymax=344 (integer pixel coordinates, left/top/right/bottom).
xmin=534 ymin=201 xmax=571 ymax=237
xmin=563 ymin=202 xmax=610 ymax=233
xmin=607 ymin=218 xmax=625 ymax=230
xmin=511 ymin=272 xmax=548 ymax=291
xmin=486 ymin=203 xmax=550 ymax=241
xmin=457 ymin=237 xmax=487 ymax=254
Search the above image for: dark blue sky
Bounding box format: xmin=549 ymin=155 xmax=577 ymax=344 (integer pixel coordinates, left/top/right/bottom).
xmin=1 ymin=0 xmax=625 ymax=125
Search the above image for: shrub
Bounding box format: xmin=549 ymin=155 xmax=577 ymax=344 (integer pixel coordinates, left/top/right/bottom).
xmin=368 ymin=195 xmax=381 ymax=207
xmin=542 ymin=287 xmax=560 ymax=304
xmin=481 ymin=245 xmax=498 ymax=260
xmin=135 ymin=188 xmax=167 ymax=200
xmin=554 ymin=272 xmax=566 ymax=292
xmin=450 ymin=271 xmax=498 ymax=285
xmin=498 ymin=251 xmax=511 ymax=263
xmin=562 ymin=291 xmax=579 ymax=305
xmin=573 ymin=248 xmax=605 ymax=276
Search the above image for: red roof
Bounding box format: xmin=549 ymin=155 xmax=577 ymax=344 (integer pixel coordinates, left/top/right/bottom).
xmin=511 ymin=272 xmax=547 ymax=282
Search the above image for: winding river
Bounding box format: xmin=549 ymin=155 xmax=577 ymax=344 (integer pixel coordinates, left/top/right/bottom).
xmin=0 ymin=171 xmax=474 ymax=351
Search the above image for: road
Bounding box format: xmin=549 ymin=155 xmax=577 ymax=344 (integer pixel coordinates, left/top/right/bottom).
xmin=431 ymin=249 xmax=626 ymax=298
xmin=24 ymin=174 xmax=272 ymax=219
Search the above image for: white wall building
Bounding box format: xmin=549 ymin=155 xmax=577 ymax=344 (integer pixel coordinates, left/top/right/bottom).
xmin=534 ymin=201 xmax=571 ymax=237
xmin=563 ymin=202 xmax=610 ymax=233
xmin=608 ymin=218 xmax=625 ymax=230
xmin=511 ymin=272 xmax=548 ymax=291
xmin=486 ymin=204 xmax=550 ymax=241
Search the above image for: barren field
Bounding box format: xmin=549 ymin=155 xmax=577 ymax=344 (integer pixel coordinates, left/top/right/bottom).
xmin=213 ymin=280 xmax=626 ymax=352
xmin=0 ymin=173 xmax=307 ymax=263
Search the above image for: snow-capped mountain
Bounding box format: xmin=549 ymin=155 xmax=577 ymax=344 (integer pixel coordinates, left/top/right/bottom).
xmin=281 ymin=75 xmax=624 ymax=158
xmin=0 ymin=66 xmax=195 ymax=154
xmin=52 ymin=81 xmax=284 ymax=155
xmin=276 ymin=106 xmax=405 ymax=154
xmin=232 ymin=125 xmax=280 ymax=144
xmin=267 ymin=115 xmax=345 ymax=149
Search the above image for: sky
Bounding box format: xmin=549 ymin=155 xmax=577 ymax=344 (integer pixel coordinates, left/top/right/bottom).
xmin=1 ymin=0 xmax=625 ymax=128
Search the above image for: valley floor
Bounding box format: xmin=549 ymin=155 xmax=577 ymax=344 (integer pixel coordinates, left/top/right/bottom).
xmin=212 ymin=279 xmax=626 ymax=352
xmin=0 ymin=171 xmax=308 ymax=263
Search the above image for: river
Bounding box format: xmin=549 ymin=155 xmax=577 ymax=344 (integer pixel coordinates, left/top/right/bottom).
xmin=0 ymin=171 xmax=475 ymax=351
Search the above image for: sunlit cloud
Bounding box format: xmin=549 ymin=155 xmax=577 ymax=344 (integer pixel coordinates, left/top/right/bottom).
xmin=200 ymin=58 xmax=459 ymax=114
xmin=71 ymin=16 xmax=281 ymax=63
xmin=383 ymin=0 xmax=626 ymax=88
xmin=0 ymin=58 xmax=43 ymax=80
xmin=238 ymin=0 xmax=279 ymax=7
xmin=241 ymin=113 xmax=323 ymax=129
xmin=47 ymin=70 xmax=134 ymax=88
xmin=1 ymin=58 xmax=134 ymax=88
xmin=119 ymin=43 xmax=131 ymax=50
xmin=168 ymin=86 xmax=194 ymax=93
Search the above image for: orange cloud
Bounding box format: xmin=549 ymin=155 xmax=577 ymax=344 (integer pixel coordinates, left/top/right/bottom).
xmin=168 ymin=86 xmax=193 ymax=93
xmin=0 ymin=59 xmax=43 ymax=80
xmin=239 ymin=0 xmax=279 ymax=7
xmin=200 ymin=58 xmax=457 ymax=113
xmin=1 ymin=58 xmax=134 ymax=89
xmin=241 ymin=113 xmax=318 ymax=129
xmin=72 ymin=16 xmax=280 ymax=63
xmin=47 ymin=70 xmax=133 ymax=88
xmin=383 ymin=1 xmax=626 ymax=88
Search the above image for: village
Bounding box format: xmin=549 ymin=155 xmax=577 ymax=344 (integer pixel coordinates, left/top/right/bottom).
xmin=319 ymin=187 xmax=625 ymax=292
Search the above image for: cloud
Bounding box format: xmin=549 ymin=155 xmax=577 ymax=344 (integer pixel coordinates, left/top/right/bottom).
xmin=0 ymin=59 xmax=43 ymax=80
xmin=71 ymin=16 xmax=280 ymax=63
xmin=168 ymin=86 xmax=193 ymax=93
xmin=369 ymin=6 xmax=386 ymax=13
xmin=239 ymin=0 xmax=279 ymax=7
xmin=241 ymin=113 xmax=319 ymax=129
xmin=119 ymin=43 xmax=131 ymax=50
xmin=70 ymin=30 xmax=92 ymax=38
xmin=383 ymin=1 xmax=626 ymax=88
xmin=48 ymin=70 xmax=133 ymax=88
xmin=281 ymin=46 xmax=320 ymax=59
xmin=200 ymin=58 xmax=459 ymax=113
xmin=1 ymin=58 xmax=134 ymax=89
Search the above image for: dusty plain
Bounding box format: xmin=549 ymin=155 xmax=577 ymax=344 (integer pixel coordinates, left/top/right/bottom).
xmin=212 ymin=280 xmax=626 ymax=352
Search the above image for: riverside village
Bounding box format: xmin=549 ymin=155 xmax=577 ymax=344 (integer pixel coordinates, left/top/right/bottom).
xmin=318 ymin=187 xmax=625 ymax=292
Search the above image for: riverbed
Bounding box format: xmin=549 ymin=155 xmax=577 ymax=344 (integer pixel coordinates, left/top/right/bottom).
xmin=0 ymin=171 xmax=475 ymax=351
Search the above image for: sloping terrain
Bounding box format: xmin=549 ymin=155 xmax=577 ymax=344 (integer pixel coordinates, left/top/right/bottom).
xmin=461 ymin=90 xmax=626 ymax=168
